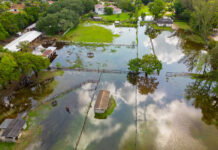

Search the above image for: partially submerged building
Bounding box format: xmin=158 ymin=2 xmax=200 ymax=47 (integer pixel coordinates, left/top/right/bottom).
xmin=42 ymin=46 xmax=57 ymax=60
xmin=94 ymin=90 xmax=110 ymax=114
xmin=0 ymin=118 xmax=26 ymax=142
xmin=4 ymin=31 xmax=42 ymax=52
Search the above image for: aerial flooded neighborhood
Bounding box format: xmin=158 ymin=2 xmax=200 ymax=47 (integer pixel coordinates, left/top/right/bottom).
xmin=0 ymin=0 xmax=217 ymax=150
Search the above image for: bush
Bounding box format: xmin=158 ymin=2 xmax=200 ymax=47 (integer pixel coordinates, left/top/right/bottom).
xmin=104 ymin=7 xmax=113 ymax=15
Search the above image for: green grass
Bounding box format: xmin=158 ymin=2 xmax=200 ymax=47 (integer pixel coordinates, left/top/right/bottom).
xmin=100 ymin=13 xmax=130 ymax=21
xmin=61 ymin=24 xmax=118 ymax=43
xmin=174 ymin=21 xmax=191 ymax=30
xmin=0 ymin=142 xmax=15 ymax=150
xmin=138 ymin=5 xmax=151 ymax=16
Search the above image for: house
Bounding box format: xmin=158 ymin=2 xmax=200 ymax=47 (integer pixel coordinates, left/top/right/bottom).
xmin=108 ymin=5 xmax=122 ymax=14
xmin=42 ymin=46 xmax=57 ymax=60
xmin=9 ymin=3 xmax=25 ymax=14
xmin=48 ymin=1 xmax=54 ymax=5
xmin=4 ymin=31 xmax=42 ymax=52
xmin=95 ymin=4 xmax=105 ymax=15
xmin=94 ymin=90 xmax=110 ymax=114
xmin=156 ymin=17 xmax=173 ymax=27
xmin=94 ymin=4 xmax=122 ymax=15
xmin=0 ymin=118 xmax=26 ymax=142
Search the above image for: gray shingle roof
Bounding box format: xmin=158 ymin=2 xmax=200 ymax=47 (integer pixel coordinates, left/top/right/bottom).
xmin=2 ymin=118 xmax=26 ymax=138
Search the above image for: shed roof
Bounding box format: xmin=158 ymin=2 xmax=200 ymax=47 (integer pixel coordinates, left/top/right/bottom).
xmin=2 ymin=118 xmax=26 ymax=138
xmin=42 ymin=50 xmax=53 ymax=57
xmin=95 ymin=90 xmax=110 ymax=110
xmin=0 ymin=119 xmax=13 ymax=129
xmin=4 ymin=31 xmax=42 ymax=52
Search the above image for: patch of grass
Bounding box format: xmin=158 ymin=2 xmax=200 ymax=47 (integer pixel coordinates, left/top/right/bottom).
xmin=0 ymin=142 xmax=15 ymax=150
xmin=111 ymin=49 xmax=117 ymax=53
xmin=95 ymin=96 xmax=117 ymax=119
xmin=100 ymin=13 xmax=130 ymax=22
xmin=150 ymin=24 xmax=173 ymax=31
xmin=62 ymin=24 xmax=118 ymax=43
xmin=184 ymin=34 xmax=206 ymax=45
xmin=174 ymin=21 xmax=191 ymax=30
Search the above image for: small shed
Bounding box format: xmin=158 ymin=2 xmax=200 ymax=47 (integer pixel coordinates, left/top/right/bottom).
xmin=93 ymin=17 xmax=102 ymax=21
xmin=114 ymin=21 xmax=120 ymax=25
xmin=1 ymin=118 xmax=26 ymax=142
xmin=94 ymin=90 xmax=110 ymax=114
xmin=42 ymin=46 xmax=57 ymax=60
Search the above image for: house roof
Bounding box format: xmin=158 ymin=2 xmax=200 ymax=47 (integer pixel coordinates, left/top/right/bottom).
xmin=11 ymin=3 xmax=25 ymax=10
xmin=156 ymin=18 xmax=173 ymax=24
xmin=0 ymin=119 xmax=13 ymax=129
xmin=95 ymin=4 xmax=104 ymax=8
xmin=2 ymin=118 xmax=26 ymax=138
xmin=42 ymin=50 xmax=53 ymax=57
xmin=95 ymin=90 xmax=110 ymax=110
xmin=4 ymin=31 xmax=42 ymax=52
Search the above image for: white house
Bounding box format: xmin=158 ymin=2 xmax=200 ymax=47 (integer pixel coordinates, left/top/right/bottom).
xmin=95 ymin=4 xmax=105 ymax=15
xmin=94 ymin=4 xmax=122 ymax=15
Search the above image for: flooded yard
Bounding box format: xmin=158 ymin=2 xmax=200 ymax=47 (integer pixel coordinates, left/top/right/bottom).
xmin=0 ymin=23 xmax=217 ymax=150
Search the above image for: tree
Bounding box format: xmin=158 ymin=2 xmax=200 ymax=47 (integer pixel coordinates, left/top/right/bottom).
xmin=117 ymin=0 xmax=134 ymax=12
xmin=0 ymin=23 xmax=9 ymax=40
xmin=128 ymin=58 xmax=142 ymax=73
xmin=141 ymin=54 xmax=162 ymax=76
xmin=104 ymin=7 xmax=113 ymax=15
xmin=148 ymin=0 xmax=166 ymax=19
xmin=141 ymin=0 xmax=153 ymax=5
xmin=17 ymin=41 xmax=32 ymax=53
xmin=190 ymin=0 xmax=218 ymax=42
xmin=141 ymin=12 xmax=146 ymax=21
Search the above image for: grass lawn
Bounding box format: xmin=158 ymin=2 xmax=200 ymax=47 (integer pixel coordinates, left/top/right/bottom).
xmin=0 ymin=142 xmax=15 ymax=150
xmin=138 ymin=5 xmax=151 ymax=16
xmin=174 ymin=21 xmax=191 ymax=30
xmin=100 ymin=13 xmax=130 ymax=21
xmin=61 ymin=24 xmax=118 ymax=43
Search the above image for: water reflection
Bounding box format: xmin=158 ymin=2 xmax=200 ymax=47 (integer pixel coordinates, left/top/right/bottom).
xmin=185 ymin=79 xmax=218 ymax=128
xmin=127 ymin=73 xmax=159 ymax=95
xmin=0 ymin=78 xmax=57 ymax=122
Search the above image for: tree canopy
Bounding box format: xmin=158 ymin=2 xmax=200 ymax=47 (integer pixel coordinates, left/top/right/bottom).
xmin=0 ymin=47 xmax=50 ymax=88
xmin=128 ymin=54 xmax=162 ymax=75
xmin=148 ymin=0 xmax=166 ymax=19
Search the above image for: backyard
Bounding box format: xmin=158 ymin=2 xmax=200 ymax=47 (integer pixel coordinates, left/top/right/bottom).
xmin=61 ymin=24 xmax=119 ymax=43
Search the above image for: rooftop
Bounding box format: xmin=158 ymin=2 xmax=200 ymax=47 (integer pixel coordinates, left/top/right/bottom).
xmin=2 ymin=118 xmax=26 ymax=138
xmin=4 ymin=31 xmax=42 ymax=52
xmin=95 ymin=90 xmax=110 ymax=110
xmin=0 ymin=119 xmax=13 ymax=129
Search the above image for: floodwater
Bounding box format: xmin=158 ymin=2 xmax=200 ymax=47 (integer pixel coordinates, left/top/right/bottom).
xmin=0 ymin=23 xmax=217 ymax=150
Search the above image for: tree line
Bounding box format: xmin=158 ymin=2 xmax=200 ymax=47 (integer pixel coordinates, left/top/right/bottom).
xmin=0 ymin=46 xmax=50 ymax=89
xmin=0 ymin=1 xmax=48 ymax=40
xmin=36 ymin=0 xmax=96 ymax=35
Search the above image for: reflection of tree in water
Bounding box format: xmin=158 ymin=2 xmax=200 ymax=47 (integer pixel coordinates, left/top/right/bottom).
xmin=127 ymin=73 xmax=159 ymax=95
xmin=185 ymin=79 xmax=218 ymax=128
xmin=0 ymin=78 xmax=57 ymax=122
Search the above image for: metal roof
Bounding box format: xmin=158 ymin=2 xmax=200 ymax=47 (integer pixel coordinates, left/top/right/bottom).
xmin=0 ymin=119 xmax=13 ymax=129
xmin=95 ymin=90 xmax=110 ymax=110
xmin=4 ymin=31 xmax=42 ymax=52
xmin=2 ymin=118 xmax=26 ymax=138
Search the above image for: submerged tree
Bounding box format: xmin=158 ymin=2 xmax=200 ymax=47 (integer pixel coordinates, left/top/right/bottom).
xmin=141 ymin=54 xmax=162 ymax=76
xmin=128 ymin=58 xmax=142 ymax=73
